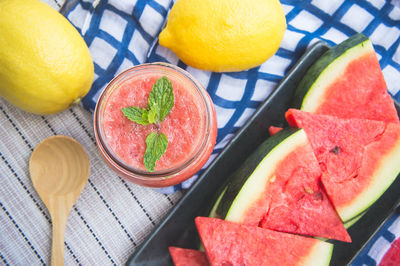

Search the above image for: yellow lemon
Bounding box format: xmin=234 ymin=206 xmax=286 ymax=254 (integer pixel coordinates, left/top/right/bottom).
xmin=0 ymin=0 xmax=94 ymax=115
xmin=159 ymin=0 xmax=286 ymax=72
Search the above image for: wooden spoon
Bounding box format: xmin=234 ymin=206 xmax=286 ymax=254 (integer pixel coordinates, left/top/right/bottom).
xmin=29 ymin=135 xmax=90 ymax=266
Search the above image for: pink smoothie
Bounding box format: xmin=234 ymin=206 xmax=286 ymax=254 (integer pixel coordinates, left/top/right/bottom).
xmin=101 ymin=73 xmax=206 ymax=172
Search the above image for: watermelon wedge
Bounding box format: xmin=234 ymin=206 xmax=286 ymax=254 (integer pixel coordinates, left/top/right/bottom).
xmin=293 ymin=33 xmax=399 ymax=123
xmin=168 ymin=247 xmax=209 ymax=266
xmin=195 ymin=217 xmax=333 ymax=266
xmin=286 ymin=109 xmax=400 ymax=222
xmin=268 ymin=125 xmax=283 ymax=135
xmin=216 ymin=129 xmax=350 ymax=242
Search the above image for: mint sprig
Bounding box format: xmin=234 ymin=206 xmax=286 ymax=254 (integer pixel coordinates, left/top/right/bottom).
xmin=143 ymin=132 xmax=168 ymax=172
xmin=121 ymin=76 xmax=174 ymax=172
xmin=121 ymin=107 xmax=150 ymax=125
xmin=149 ymin=76 xmax=174 ymax=122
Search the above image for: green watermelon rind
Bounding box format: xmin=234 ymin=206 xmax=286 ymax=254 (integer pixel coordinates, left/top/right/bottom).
xmin=216 ymin=128 xmax=298 ymax=218
xmin=300 ymin=241 xmax=334 ymax=266
xmin=339 ymin=137 xmax=400 ymax=222
xmin=343 ymin=210 xmax=366 ymax=229
xmin=222 ymin=129 xmax=307 ymax=222
xmin=208 ymin=186 xmax=227 ymax=219
xmin=292 ymin=33 xmax=371 ymax=111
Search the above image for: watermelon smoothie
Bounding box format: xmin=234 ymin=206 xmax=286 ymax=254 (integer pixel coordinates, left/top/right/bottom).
xmin=94 ymin=63 xmax=217 ymax=187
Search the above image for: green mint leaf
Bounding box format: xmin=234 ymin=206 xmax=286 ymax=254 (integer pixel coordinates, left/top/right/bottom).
xmin=148 ymin=76 xmax=174 ymax=122
xmin=143 ymin=132 xmax=168 ymax=172
xmin=147 ymin=102 xmax=159 ymax=124
xmin=120 ymin=77 xmax=174 ymax=171
xmin=121 ymin=107 xmax=150 ymax=125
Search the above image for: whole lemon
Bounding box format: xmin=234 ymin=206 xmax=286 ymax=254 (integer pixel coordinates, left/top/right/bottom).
xmin=0 ymin=0 xmax=94 ymax=115
xmin=159 ymin=0 xmax=286 ymax=72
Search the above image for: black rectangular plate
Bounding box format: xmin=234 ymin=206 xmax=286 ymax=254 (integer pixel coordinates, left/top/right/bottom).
xmin=126 ymin=41 xmax=400 ymax=266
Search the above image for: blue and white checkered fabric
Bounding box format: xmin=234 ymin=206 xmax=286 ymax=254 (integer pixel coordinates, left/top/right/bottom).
xmin=67 ymin=0 xmax=400 ymax=194
xmin=351 ymin=210 xmax=400 ymax=265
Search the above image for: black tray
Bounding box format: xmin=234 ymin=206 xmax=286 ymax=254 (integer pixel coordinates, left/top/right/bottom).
xmin=126 ymin=41 xmax=400 ymax=266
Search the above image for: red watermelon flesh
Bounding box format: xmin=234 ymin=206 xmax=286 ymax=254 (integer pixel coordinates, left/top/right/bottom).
xmin=310 ymin=52 xmax=399 ymax=124
xmin=168 ymin=247 xmax=209 ymax=266
xmin=260 ymin=144 xmax=351 ymax=242
xmin=379 ymin=237 xmax=400 ymax=266
xmin=238 ymin=136 xmax=350 ymax=242
xmin=195 ymin=217 xmax=333 ymax=266
xmin=268 ymin=125 xmax=283 ymax=135
xmin=286 ymin=109 xmax=400 ymax=221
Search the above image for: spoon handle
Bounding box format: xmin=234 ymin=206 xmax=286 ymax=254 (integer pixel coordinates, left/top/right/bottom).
xmin=50 ymin=200 xmax=71 ymax=266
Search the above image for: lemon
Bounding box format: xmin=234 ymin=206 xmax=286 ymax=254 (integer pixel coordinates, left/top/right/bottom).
xmin=159 ymin=0 xmax=286 ymax=72
xmin=0 ymin=0 xmax=94 ymax=115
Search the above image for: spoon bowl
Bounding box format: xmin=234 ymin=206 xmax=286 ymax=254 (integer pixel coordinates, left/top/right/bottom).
xmin=30 ymin=135 xmax=90 ymax=266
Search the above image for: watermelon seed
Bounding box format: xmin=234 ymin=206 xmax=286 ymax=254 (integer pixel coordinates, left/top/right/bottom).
xmin=269 ymin=175 xmax=276 ymax=183
xmin=349 ymin=171 xmax=358 ymax=179
xmin=330 ymin=146 xmax=341 ymax=154
xmin=313 ymin=191 xmax=323 ymax=201
xmin=304 ymin=187 xmax=314 ymax=194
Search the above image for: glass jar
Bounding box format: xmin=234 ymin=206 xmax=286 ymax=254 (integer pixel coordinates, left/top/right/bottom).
xmin=94 ymin=63 xmax=217 ymax=187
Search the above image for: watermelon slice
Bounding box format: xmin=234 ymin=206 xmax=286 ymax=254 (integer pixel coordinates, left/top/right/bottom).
xmin=216 ymin=129 xmax=350 ymax=242
xmin=195 ymin=217 xmax=333 ymax=266
xmin=286 ymin=109 xmax=400 ymax=221
xmin=168 ymin=247 xmax=209 ymax=266
xmin=268 ymin=125 xmax=283 ymax=135
xmin=293 ymin=33 xmax=399 ymax=123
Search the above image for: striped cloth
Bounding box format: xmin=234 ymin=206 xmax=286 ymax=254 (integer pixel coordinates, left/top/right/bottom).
xmin=0 ymin=0 xmax=399 ymax=265
xmin=0 ymin=102 xmax=182 ymax=265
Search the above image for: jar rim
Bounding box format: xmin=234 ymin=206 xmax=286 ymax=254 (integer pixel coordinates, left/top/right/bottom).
xmin=94 ymin=62 xmax=216 ymax=184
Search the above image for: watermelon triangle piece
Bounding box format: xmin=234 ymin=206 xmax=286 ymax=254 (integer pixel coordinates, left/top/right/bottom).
xmin=268 ymin=125 xmax=283 ymax=135
xmin=195 ymin=217 xmax=333 ymax=266
xmin=168 ymin=247 xmax=209 ymax=266
xmin=286 ymin=109 xmax=400 ymax=222
xmin=293 ymin=33 xmax=399 ymax=124
xmin=257 ymin=133 xmax=351 ymax=242
xmin=219 ymin=129 xmax=350 ymax=242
